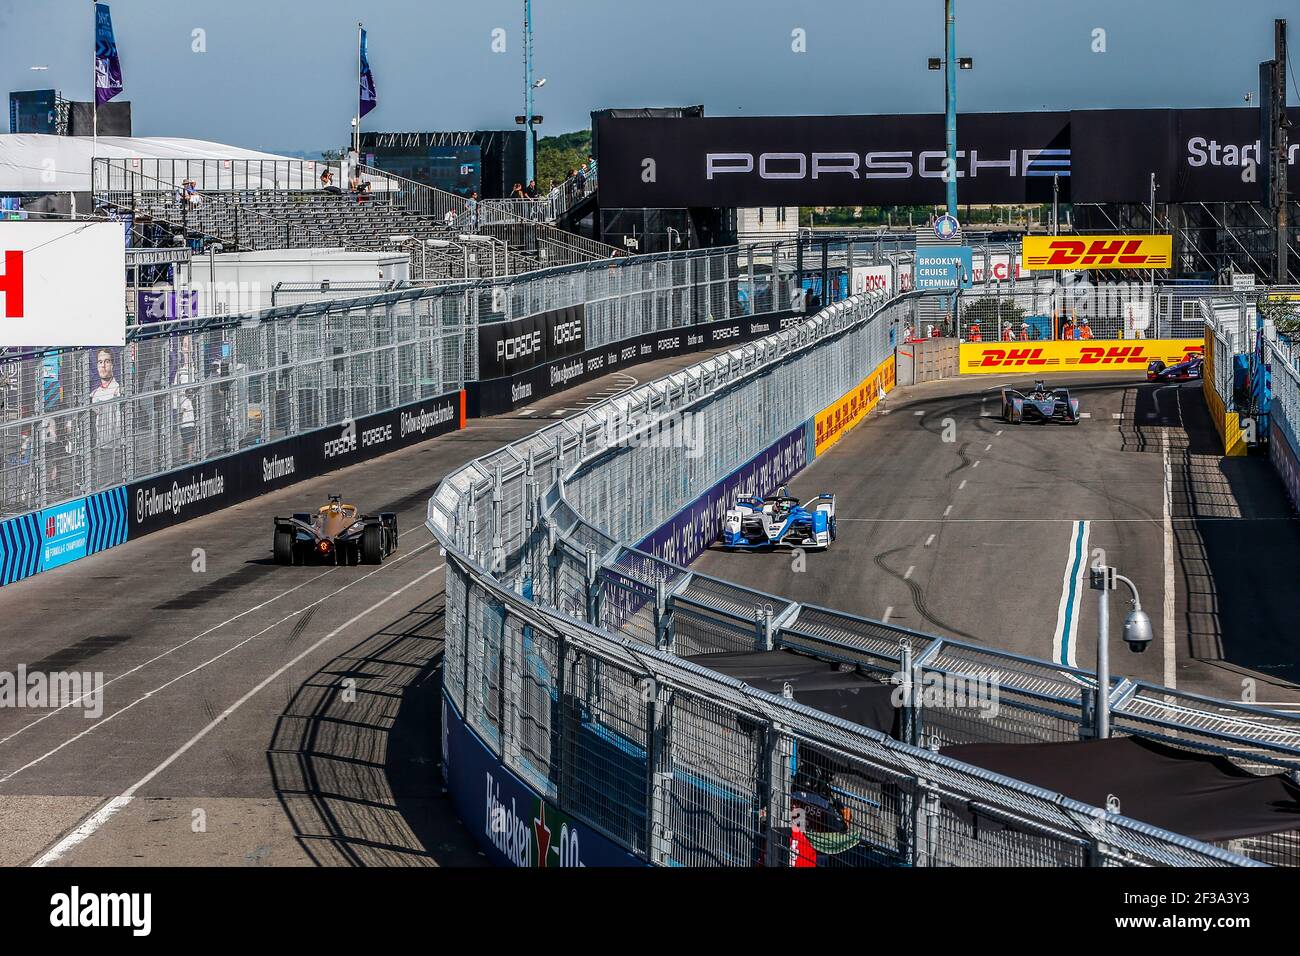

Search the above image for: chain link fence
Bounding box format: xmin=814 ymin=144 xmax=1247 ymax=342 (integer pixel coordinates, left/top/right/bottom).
xmin=429 ymin=287 xmax=1293 ymax=867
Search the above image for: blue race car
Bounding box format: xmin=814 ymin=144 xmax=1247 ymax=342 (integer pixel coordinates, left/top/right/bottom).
xmin=721 ymin=486 xmax=836 ymax=551
xmin=1147 ymin=353 xmax=1203 ymax=382
xmin=1001 ymin=381 xmax=1081 ymax=425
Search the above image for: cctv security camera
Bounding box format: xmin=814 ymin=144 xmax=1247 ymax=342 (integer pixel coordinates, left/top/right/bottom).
xmin=1123 ymin=609 xmax=1153 ymax=653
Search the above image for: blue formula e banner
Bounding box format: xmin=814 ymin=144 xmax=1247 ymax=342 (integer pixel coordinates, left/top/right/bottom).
xmin=441 ymin=695 xmax=643 ymax=867
xmin=0 ymin=487 xmax=128 ymax=586
xmin=635 ymin=421 xmax=810 ymax=567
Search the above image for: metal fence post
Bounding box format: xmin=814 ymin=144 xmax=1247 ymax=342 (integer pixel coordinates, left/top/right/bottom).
xmin=491 ymin=465 xmax=505 ymax=577
xmin=764 ymin=719 xmax=794 ymax=867
xmin=503 ymin=613 xmax=523 ymax=769
xmin=584 ymin=547 xmax=600 ymax=626
xmin=645 ymin=680 xmax=673 ymax=865
xmin=899 ymin=639 xmax=916 ymax=746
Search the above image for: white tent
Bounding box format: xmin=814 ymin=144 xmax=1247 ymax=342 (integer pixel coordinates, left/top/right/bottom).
xmin=0 ymin=134 xmax=335 ymax=193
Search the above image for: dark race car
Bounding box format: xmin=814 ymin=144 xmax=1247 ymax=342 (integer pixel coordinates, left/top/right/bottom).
xmin=1147 ymin=353 xmax=1203 ymax=382
xmin=273 ymin=494 xmax=398 ymax=565
xmin=1001 ymin=381 xmax=1081 ymax=425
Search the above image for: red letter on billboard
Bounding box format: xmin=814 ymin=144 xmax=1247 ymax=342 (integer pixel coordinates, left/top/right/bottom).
xmin=0 ymin=250 xmax=23 ymax=318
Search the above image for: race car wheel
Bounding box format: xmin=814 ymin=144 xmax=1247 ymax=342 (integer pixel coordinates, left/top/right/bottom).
xmin=361 ymin=526 xmax=385 ymax=565
xmin=273 ymin=529 xmax=294 ymax=566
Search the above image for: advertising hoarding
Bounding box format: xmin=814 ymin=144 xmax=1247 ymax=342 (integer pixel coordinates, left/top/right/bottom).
xmin=0 ymin=222 xmax=126 ymax=347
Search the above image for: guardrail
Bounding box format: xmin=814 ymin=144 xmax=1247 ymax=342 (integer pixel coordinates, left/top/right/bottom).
xmin=428 ymin=284 xmax=1299 ymax=867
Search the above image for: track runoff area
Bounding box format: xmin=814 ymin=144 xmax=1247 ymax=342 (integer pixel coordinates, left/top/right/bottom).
xmin=0 ymin=353 xmax=697 ymax=868
xmin=692 ymin=371 xmax=1300 ymax=711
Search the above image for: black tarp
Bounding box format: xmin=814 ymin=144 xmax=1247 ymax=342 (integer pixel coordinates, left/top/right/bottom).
xmin=687 ymin=650 xmax=898 ymax=738
xmin=943 ymin=735 xmax=1300 ymax=843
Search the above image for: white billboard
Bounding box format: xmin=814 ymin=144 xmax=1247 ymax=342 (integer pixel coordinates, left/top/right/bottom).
xmin=850 ymin=265 xmax=894 ymax=296
xmin=0 ymin=222 xmax=126 ymax=347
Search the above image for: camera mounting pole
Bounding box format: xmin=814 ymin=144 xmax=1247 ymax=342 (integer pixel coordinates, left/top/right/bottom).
xmin=1089 ymin=566 xmax=1151 ymax=739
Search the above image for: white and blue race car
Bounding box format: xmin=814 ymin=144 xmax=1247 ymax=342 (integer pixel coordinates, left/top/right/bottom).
xmin=721 ymin=487 xmax=836 ymax=551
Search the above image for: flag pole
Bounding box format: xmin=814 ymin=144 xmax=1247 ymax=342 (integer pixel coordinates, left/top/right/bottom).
xmin=92 ymin=1 xmax=98 ymax=185
xmin=354 ymin=22 xmax=362 ymax=168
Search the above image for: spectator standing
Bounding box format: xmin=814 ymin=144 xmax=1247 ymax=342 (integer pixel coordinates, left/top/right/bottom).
xmin=1059 ymin=315 xmax=1074 ymax=340
xmin=525 ymin=179 xmax=539 ymax=199
xmin=466 ymin=191 xmax=480 ymax=231
xmin=1078 ymin=318 xmax=1094 ymax=340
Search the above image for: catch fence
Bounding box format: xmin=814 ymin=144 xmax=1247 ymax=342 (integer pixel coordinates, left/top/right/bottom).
xmin=430 ymin=286 xmax=1300 ymax=867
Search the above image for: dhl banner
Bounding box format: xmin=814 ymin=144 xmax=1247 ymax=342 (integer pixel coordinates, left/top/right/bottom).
xmin=1022 ymin=235 xmax=1172 ymax=271
xmin=959 ymin=339 xmax=1203 ymax=374
xmin=1201 ymin=328 xmax=1246 ymax=456
xmin=813 ymin=355 xmax=895 ymax=457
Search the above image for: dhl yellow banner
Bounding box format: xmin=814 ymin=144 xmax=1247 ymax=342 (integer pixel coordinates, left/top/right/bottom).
xmin=1022 ymin=235 xmax=1172 ymax=271
xmin=813 ymin=355 xmax=894 ymax=457
xmin=959 ymin=339 xmax=1202 ymax=374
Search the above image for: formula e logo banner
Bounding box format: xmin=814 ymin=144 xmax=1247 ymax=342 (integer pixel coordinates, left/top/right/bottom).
xmin=596 ymin=112 xmax=1071 ymax=207
xmin=636 ymin=423 xmax=808 ymax=567
xmin=959 ymin=339 xmax=1203 ymax=374
xmin=0 ymin=222 xmax=126 ymax=347
xmin=1022 ymin=235 xmax=1172 ymax=271
xmin=477 ymin=304 xmax=585 ymax=380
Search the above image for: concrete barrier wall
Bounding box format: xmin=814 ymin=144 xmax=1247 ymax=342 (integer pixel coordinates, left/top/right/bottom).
xmin=896 ymin=337 xmax=957 ymax=386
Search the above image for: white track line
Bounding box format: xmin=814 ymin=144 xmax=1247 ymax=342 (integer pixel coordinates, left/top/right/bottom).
xmin=924 ymin=534 xmax=936 ymax=547
xmin=904 ymin=566 xmax=915 ymax=580
xmin=0 ymin=566 xmax=338 ymax=748
xmin=3 ymin=540 xmax=436 ymax=788
xmin=972 ymin=460 xmax=980 ymax=468
xmin=30 ymin=558 xmax=445 ymax=867
xmin=942 ymin=505 xmax=953 ymax=517
xmin=1162 ymin=425 xmax=1177 ymax=688
xmin=984 ymin=444 xmax=992 ymax=451
xmin=882 ymin=606 xmax=894 ymax=623
xmin=958 ymin=479 xmax=967 ymax=490
xmin=1051 ymin=520 xmax=1090 ymax=669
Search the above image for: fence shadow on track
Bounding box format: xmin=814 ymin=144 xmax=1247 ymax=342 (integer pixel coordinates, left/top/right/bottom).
xmin=1155 ymin=383 xmax=1300 ymax=693
xmin=266 ymin=592 xmax=486 ymax=867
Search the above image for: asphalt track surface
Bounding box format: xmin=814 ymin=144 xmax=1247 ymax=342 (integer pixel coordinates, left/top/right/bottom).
xmin=692 ymin=372 xmax=1300 ymax=712
xmin=6 ymin=360 xmax=1300 ymax=867
xmin=0 ymin=357 xmax=696 ymax=867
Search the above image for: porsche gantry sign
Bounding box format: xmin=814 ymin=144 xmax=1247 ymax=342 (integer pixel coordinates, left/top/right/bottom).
xmin=1022 ymin=235 xmax=1172 ymax=271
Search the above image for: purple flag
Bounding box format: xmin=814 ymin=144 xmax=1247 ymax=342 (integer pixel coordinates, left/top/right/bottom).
xmin=94 ymin=3 xmax=123 ymax=106
xmin=359 ymin=29 xmax=376 ymax=118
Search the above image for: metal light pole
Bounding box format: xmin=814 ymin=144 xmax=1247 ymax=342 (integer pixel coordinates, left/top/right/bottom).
xmin=1090 ymin=565 xmax=1153 ymax=739
xmin=943 ymin=0 xmax=958 ymax=219
xmin=524 ymin=0 xmax=536 ymax=185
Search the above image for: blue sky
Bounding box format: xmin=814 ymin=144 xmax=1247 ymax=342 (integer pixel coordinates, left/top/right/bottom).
xmin=1 ymin=0 xmax=1295 ymax=154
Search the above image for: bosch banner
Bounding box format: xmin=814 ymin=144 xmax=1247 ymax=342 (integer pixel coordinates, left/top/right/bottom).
xmin=0 ymin=222 xmax=126 ymax=347
xmin=595 ymin=112 xmax=1071 ymax=207
xmin=959 ymin=339 xmax=1203 ymax=375
xmin=814 ymin=356 xmax=896 ymax=456
xmin=476 ymin=304 xmax=586 ymax=380
xmin=1022 ymin=235 xmax=1172 ymax=271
